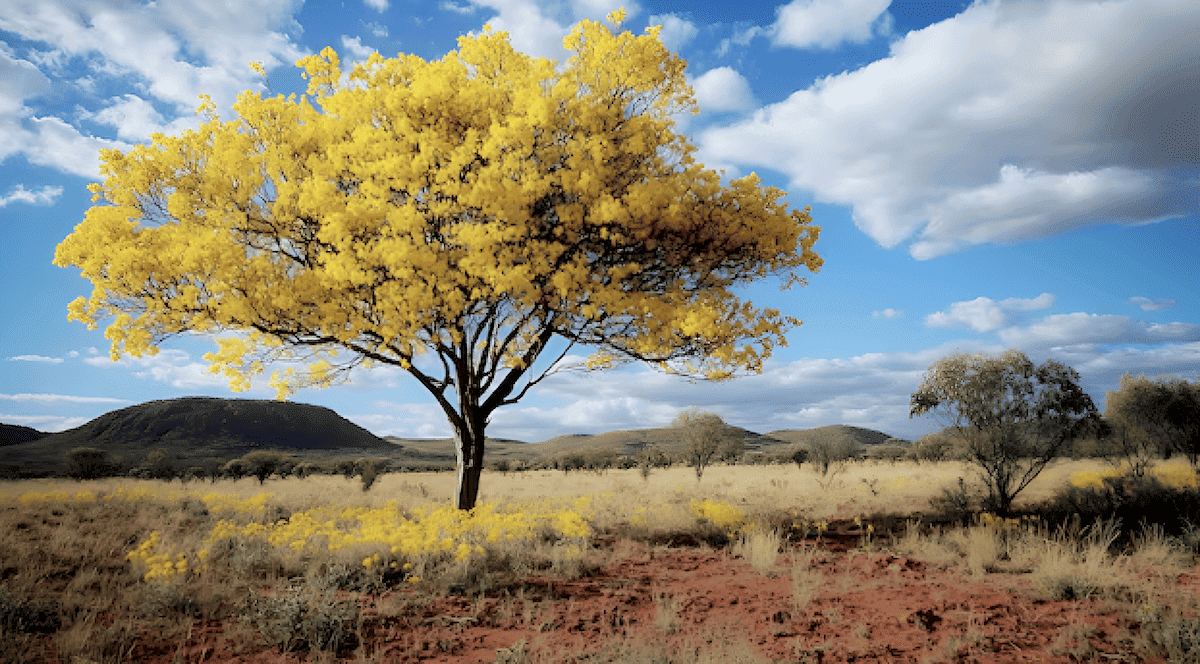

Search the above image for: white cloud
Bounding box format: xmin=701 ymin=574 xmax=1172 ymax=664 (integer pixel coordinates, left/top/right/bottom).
xmin=699 ymin=0 xmax=1200 ymax=259
xmin=647 ymin=13 xmax=698 ymax=52
xmin=771 ymin=0 xmax=893 ymax=50
xmin=340 ymin=35 xmax=376 ymax=62
xmin=441 ymin=2 xmax=475 ymax=15
xmin=0 ymin=393 xmax=130 ymax=404
xmin=0 ymin=0 xmax=306 ymax=178
xmin=0 ymin=413 xmax=93 ymax=432
xmin=22 ymin=115 xmax=129 ymax=178
xmin=364 ymin=21 xmax=390 ymax=37
xmin=83 ymin=348 xmax=232 ymax=390
xmin=462 ymin=0 xmax=641 ymax=64
xmin=350 ymin=401 xmax=454 ymax=438
xmin=0 ymin=48 xmax=50 ymax=115
xmin=87 ymin=94 xmax=199 ymax=143
xmin=926 ymin=293 xmax=1055 ymax=332
xmin=872 ymin=308 xmax=902 ymax=319
xmin=692 ymin=67 xmax=756 ymax=114
xmin=1129 ymin=296 xmax=1175 ymax=311
xmin=5 ymin=355 xmax=63 ymax=363
xmin=999 ymin=314 xmax=1200 ymax=348
xmin=365 ymin=0 xmax=389 ymax=12
xmin=0 ymin=184 xmax=62 ymax=207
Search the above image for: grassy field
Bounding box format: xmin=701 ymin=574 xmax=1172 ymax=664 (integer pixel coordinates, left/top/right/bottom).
xmin=1 ymin=456 xmax=1198 ymax=662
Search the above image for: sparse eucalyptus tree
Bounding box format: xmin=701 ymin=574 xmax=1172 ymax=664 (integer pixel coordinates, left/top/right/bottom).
xmin=910 ymin=350 xmax=1101 ymax=516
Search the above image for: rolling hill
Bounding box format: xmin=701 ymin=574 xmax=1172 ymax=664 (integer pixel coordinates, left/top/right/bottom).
xmin=0 ymin=423 xmax=44 ymax=446
xmin=0 ymin=397 xmax=406 ymax=474
xmin=0 ymin=397 xmax=909 ymax=475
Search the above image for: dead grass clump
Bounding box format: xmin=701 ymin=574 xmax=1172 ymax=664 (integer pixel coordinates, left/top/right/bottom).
xmin=732 ymin=525 xmax=783 ymax=576
xmin=241 ymin=568 xmax=362 ymax=656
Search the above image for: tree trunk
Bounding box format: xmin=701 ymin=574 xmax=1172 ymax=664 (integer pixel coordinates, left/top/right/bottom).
xmin=453 ymin=409 xmax=488 ymax=510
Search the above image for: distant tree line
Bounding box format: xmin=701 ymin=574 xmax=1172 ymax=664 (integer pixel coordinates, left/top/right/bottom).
xmin=6 ymin=363 xmax=1192 ymax=492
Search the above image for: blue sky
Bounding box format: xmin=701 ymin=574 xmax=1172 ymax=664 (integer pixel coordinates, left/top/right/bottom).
xmin=1 ymin=0 xmax=1197 ymax=443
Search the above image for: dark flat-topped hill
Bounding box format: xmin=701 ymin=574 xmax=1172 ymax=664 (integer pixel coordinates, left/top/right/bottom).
xmin=0 ymin=423 xmax=45 ymax=446
xmin=0 ymin=397 xmax=402 ymax=472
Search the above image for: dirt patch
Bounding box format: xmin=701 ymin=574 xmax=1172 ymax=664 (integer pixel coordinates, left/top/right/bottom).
xmin=45 ymin=526 xmax=1197 ymax=663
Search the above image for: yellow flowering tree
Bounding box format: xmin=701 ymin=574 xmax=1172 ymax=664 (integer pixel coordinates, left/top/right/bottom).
xmin=53 ymin=10 xmax=822 ymax=510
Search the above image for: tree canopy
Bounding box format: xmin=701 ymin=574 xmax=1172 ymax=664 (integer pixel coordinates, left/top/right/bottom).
xmin=54 ymin=11 xmax=822 ymax=509
xmin=910 ymin=350 xmax=1100 ymax=516
xmin=670 ymin=408 xmax=742 ymax=480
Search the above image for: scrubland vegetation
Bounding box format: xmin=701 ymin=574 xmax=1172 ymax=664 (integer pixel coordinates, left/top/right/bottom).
xmin=1 ymin=451 xmax=1198 ymax=663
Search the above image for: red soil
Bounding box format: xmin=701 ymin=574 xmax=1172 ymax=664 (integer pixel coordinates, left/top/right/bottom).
xmin=33 ymin=519 xmax=1200 ymax=663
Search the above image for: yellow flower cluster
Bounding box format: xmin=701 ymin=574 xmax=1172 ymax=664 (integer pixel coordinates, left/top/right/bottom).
xmin=195 ymin=491 xmax=278 ymax=516
xmin=1068 ymin=462 xmax=1199 ymax=491
xmin=127 ymin=496 xmax=596 ymax=583
xmin=14 ymin=490 xmax=97 ymax=505
xmin=126 ymin=530 xmax=209 ymax=582
xmin=103 ymin=485 xmax=189 ymax=505
xmin=687 ymin=498 xmax=746 ymax=533
xmin=976 ymin=512 xmax=1038 ymax=532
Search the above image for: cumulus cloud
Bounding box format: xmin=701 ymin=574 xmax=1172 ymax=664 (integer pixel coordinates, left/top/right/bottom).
xmin=999 ymin=314 xmax=1200 ymax=348
xmin=340 ymin=35 xmax=376 ymax=61
xmin=1129 ymin=296 xmax=1175 ymax=311
xmin=86 ymin=94 xmax=199 ymax=143
xmin=364 ymin=0 xmax=389 ymax=12
xmin=0 ymin=413 xmax=93 ymax=432
xmin=648 ymin=13 xmax=698 ymax=52
xmin=461 ymin=0 xmax=641 ymax=63
xmin=0 ymin=49 xmax=126 ymax=177
xmin=0 ymin=48 xmax=50 ymax=115
xmin=698 ymin=0 xmax=1200 ymax=259
xmin=692 ymin=67 xmax=756 ymax=114
xmin=872 ymin=308 xmax=902 ymax=319
xmin=1 ymin=0 xmax=306 ymax=110
xmin=771 ymin=0 xmax=892 ymax=50
xmin=0 ymin=184 xmax=62 ymax=207
xmin=83 ymin=348 xmax=232 ymax=390
xmin=0 ymin=0 xmax=306 ymax=178
xmin=22 ymin=115 xmax=129 ymax=178
xmin=926 ymin=293 xmax=1055 ymax=332
xmin=6 ymin=355 xmax=63 ymax=363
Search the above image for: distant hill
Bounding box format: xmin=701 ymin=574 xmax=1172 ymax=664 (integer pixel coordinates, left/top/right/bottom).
xmin=0 ymin=397 xmax=404 ymax=474
xmin=0 ymin=423 xmax=44 ymax=446
xmin=766 ymin=425 xmax=905 ymax=451
xmin=382 ymin=424 xmax=905 ymax=464
xmin=0 ymin=396 xmax=909 ymax=476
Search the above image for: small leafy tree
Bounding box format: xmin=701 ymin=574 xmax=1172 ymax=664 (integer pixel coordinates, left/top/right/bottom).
xmin=806 ymin=437 xmax=861 ymax=490
xmin=67 ymin=447 xmax=113 ymax=480
xmin=789 ymin=446 xmax=809 ymax=471
xmin=199 ymin=457 xmax=223 ymax=483
xmin=222 ymin=458 xmax=249 ymax=480
xmin=240 ymin=451 xmax=293 ymax=485
xmin=1105 ymin=373 xmax=1200 ymax=472
xmin=138 ymin=450 xmax=180 ymax=481
xmin=905 ymin=428 xmax=967 ymax=464
xmin=671 ymin=408 xmax=740 ymax=481
xmin=53 ymin=10 xmax=822 ymax=511
xmin=910 ymin=350 xmax=1101 ymax=516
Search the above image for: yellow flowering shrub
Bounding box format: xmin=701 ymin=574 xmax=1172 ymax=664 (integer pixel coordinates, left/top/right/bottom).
xmin=160 ymin=497 xmax=595 ymax=581
xmin=1069 ymin=462 xmax=1199 ymax=491
xmin=126 ymin=530 xmax=209 ymax=582
xmin=16 ymin=490 xmax=97 ymax=505
xmin=688 ymin=498 xmax=745 ymax=533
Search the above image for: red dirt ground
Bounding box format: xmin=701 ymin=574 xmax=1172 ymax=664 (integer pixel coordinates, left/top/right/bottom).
xmin=33 ymin=519 xmax=1200 ymax=663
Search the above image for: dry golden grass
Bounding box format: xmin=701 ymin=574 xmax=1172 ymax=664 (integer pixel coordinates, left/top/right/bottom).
xmin=1 ymin=455 xmax=1197 ymax=663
